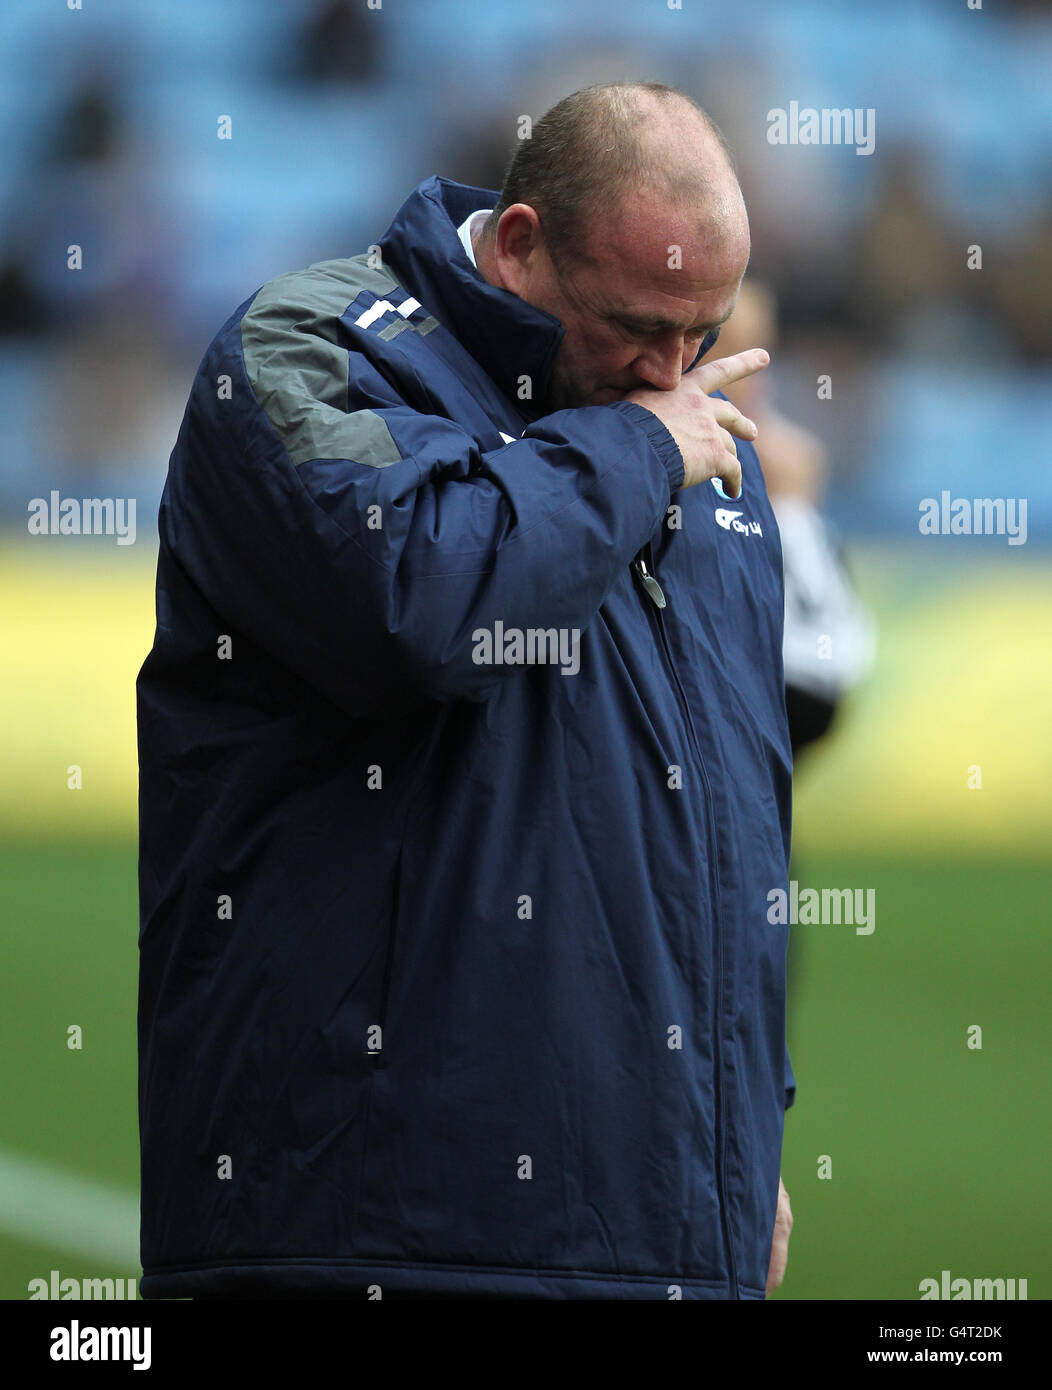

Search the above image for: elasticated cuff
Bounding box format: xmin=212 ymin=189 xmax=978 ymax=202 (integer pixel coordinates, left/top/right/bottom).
xmin=607 ymin=399 xmax=685 ymax=496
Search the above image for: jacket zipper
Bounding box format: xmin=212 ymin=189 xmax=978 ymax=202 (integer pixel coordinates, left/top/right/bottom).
xmin=631 ymin=539 xmax=740 ymax=1299
xmin=633 ymin=546 xmax=667 ymax=608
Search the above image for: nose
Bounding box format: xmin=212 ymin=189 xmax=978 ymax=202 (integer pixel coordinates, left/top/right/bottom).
xmin=631 ymin=335 xmax=687 ymax=392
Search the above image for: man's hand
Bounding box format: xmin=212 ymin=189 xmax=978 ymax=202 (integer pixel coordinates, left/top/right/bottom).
xmin=765 ymin=1175 xmax=793 ymax=1297
xmin=624 ymin=348 xmax=770 ymax=497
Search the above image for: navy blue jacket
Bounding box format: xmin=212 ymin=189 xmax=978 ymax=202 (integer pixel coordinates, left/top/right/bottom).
xmin=137 ymin=175 xmax=795 ymax=1299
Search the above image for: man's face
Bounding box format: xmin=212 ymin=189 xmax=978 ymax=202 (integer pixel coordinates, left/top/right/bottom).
xmin=500 ymin=190 xmax=751 ymax=412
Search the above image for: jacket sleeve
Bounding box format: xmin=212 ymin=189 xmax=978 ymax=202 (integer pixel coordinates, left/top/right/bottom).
xmin=162 ymin=301 xmax=684 ymax=719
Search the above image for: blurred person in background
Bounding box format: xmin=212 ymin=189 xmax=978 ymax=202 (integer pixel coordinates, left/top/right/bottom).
xmin=283 ymin=0 xmax=383 ymax=87
xmin=712 ymin=279 xmax=874 ymax=756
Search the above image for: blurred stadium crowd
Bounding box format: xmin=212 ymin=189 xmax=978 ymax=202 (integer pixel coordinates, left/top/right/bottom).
xmin=1 ymin=0 xmax=1049 ymax=540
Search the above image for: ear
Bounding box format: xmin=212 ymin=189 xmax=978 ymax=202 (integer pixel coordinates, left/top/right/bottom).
xmin=492 ymin=204 xmax=544 ymax=295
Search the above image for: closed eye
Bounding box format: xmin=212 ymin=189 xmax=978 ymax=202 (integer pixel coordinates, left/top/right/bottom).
xmin=616 ymin=318 xmax=708 ymax=342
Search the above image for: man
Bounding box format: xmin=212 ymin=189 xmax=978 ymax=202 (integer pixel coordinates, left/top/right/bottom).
xmin=137 ymin=80 xmax=794 ymax=1300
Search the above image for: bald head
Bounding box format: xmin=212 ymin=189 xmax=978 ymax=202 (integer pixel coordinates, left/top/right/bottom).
xmin=482 ymin=81 xmax=747 ymax=270
xmin=619 ymin=86 xmax=745 ymax=233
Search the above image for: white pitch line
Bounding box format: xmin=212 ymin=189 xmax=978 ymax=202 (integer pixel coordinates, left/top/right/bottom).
xmin=0 ymin=1146 xmax=140 ymax=1269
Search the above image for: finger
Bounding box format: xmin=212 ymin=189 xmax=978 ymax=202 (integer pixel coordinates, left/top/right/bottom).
xmin=718 ymin=432 xmax=742 ymax=498
xmin=712 ymin=400 xmax=758 ymax=441
xmin=722 ymin=470 xmax=742 ymax=500
xmin=719 ymin=425 xmax=741 ymax=461
xmin=693 ymin=347 xmax=770 ymax=397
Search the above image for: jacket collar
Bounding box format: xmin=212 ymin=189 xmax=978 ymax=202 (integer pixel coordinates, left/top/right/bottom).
xmin=377 ymin=175 xmax=565 ymax=417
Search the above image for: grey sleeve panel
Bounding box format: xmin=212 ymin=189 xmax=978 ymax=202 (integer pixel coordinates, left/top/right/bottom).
xmin=240 ymin=254 xmax=407 ymax=469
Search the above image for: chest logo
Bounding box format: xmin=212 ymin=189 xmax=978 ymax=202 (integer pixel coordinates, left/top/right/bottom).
xmin=715 ymin=508 xmax=763 ymax=538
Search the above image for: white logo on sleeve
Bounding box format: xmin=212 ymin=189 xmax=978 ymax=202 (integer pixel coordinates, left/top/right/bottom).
xmin=715 ymin=508 xmax=763 ymax=537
